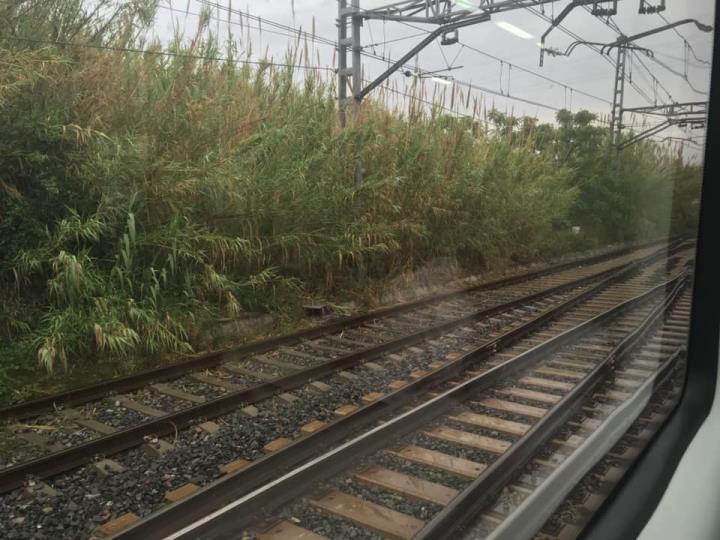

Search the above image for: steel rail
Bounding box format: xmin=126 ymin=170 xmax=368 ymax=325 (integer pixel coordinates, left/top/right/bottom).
xmin=157 ymin=271 xmax=684 ymax=540
xmin=415 ymin=273 xmax=687 ymax=540
xmin=486 ymin=345 xmax=686 ymax=540
xmin=0 ymin=244 xmax=669 ymax=495
xmin=0 ymin=238 xmax=676 ymax=421
xmin=111 ymin=251 xmax=662 ymax=539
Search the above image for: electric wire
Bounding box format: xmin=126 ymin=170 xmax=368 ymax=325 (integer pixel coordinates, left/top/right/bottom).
xmin=457 ymin=39 xmax=612 ymax=105
xmin=197 ymin=0 xmax=573 ymax=114
xmin=586 ymin=5 xmax=708 ymax=97
xmin=525 ymin=4 xmax=656 ymax=105
xmin=657 ymin=11 xmax=712 ymax=66
xmin=12 ymin=0 xmax=693 ymax=139
xmin=0 ymin=34 xmax=335 ymax=71
xmin=644 ymin=52 xmax=710 ymax=94
xmin=158 ymin=2 xmax=325 ymax=50
xmin=389 ymin=18 xmax=613 ymax=105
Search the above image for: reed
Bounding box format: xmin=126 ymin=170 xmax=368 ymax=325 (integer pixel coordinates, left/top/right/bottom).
xmin=0 ymin=1 xmax=702 ymax=397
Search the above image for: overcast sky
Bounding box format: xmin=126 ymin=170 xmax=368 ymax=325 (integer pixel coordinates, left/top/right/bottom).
xmin=153 ymin=1 xmax=714 ymax=158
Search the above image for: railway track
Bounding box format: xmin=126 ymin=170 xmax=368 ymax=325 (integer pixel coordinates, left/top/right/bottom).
xmin=0 ymin=241 xmax=691 ymax=539
xmin=416 ymin=279 xmax=692 ymax=540
xmin=528 ymin=370 xmax=685 ymax=540
xmin=0 ymin=240 xmax=671 ymax=423
xmin=0 ymin=242 xmax=680 ymax=490
xmin=146 ymin=251 xmax=692 ymax=540
xmin=485 ymin=292 xmax=692 ymax=540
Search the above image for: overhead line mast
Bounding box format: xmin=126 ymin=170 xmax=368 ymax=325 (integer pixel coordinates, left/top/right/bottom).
xmin=337 ymin=0 xmax=623 ymax=184
xmin=335 ymin=0 xmax=712 ymax=179
xmin=341 ymin=0 xmax=620 ymax=107
xmin=541 ymin=5 xmax=712 ymax=150
xmin=609 ymin=47 xmax=707 ymax=149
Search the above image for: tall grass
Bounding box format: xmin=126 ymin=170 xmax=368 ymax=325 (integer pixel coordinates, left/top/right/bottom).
xmin=0 ymin=1 xmax=702 ymax=390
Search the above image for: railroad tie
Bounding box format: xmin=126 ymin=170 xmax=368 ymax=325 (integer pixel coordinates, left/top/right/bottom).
xmin=535 ymin=367 xmax=586 ymax=381
xmin=253 ymin=355 xmax=303 ymax=372
xmin=425 ymin=426 xmax=511 ymax=455
xmin=310 ymin=490 xmax=424 ymax=540
xmin=496 ymin=387 xmax=561 ymax=405
xmin=95 ymin=512 xmax=140 ymax=537
xmin=191 ymin=371 xmax=246 ymax=390
xmin=353 ymin=465 xmax=459 ymax=506
xmin=300 ymin=420 xmax=327 ymax=434
xmin=152 ymin=383 xmax=206 ymax=403
xmin=475 ymin=398 xmax=547 ymax=419
xmin=10 ymin=428 xmax=65 ymax=453
xmin=449 ymin=411 xmax=530 ymax=436
xmin=165 ymin=483 xmax=200 ymax=503
xmin=519 ymin=376 xmax=574 ymax=392
xmin=61 ymin=409 xmax=118 ymax=435
xmin=256 ymin=520 xmax=327 ymax=540
xmin=361 ymin=392 xmax=384 ymax=404
xmin=263 ymin=438 xmax=292 ymax=453
xmin=219 ymin=458 xmax=250 ymax=475
xmin=115 ymin=396 xmax=166 ymax=418
xmin=387 ymin=445 xmax=486 ymax=479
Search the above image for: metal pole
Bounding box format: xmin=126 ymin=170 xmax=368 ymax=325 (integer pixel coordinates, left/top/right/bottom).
xmin=351 ymin=0 xmax=364 ymax=186
xmin=338 ymin=0 xmax=349 ymax=128
xmin=351 ymin=0 xmax=362 ymax=108
xmin=610 ymin=45 xmax=627 ymax=148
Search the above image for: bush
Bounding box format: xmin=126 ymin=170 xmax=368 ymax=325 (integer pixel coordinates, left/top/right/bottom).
xmin=0 ymin=1 xmax=702 ymax=385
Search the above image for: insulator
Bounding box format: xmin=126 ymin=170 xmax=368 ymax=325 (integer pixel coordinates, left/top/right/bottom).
xmin=592 ymin=1 xmax=618 ymax=16
xmin=639 ymin=0 xmax=666 ymax=14
xmin=441 ymin=29 xmax=458 ymax=46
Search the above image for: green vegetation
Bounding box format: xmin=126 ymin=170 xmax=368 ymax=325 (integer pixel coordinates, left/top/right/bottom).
xmin=0 ymin=1 xmax=702 ymax=403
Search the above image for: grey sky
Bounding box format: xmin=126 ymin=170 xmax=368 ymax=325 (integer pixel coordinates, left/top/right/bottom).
xmin=154 ymin=1 xmax=714 ymax=158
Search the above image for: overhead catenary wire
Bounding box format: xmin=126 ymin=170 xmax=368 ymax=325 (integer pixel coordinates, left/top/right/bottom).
xmin=365 ymin=29 xmax=429 ymax=48
xmin=630 ymin=50 xmax=674 ymax=102
xmin=643 ymin=52 xmax=710 ymax=95
xmin=583 ymin=5 xmax=708 ymax=98
xmin=657 ymin=11 xmax=712 ymax=66
xmin=525 ymin=4 xmax=656 ymax=105
xmin=457 ymin=39 xmax=612 ymax=105
xmin=366 ymin=77 xmax=484 ymax=122
xmin=389 ymin=17 xmax=613 ymax=105
xmin=576 ymin=4 xmax=698 ymax=141
xmin=196 ymin=0 xmax=576 ymax=115
xmin=581 ymin=6 xmax=709 ymax=150
xmin=194 ymin=1 xmax=695 ymax=133
xmin=656 ymin=135 xmax=706 ymax=145
xmin=158 ymin=1 xmax=329 ymax=52
xmin=1 ymin=3 xmax=566 ymax=122
xmin=0 ymin=9 xmax=567 ymax=121
xmin=654 ymin=49 xmax=709 ymax=69
xmin=209 ymin=0 xmax=708 ymax=127
xmin=20 ymin=0 xmax=698 ymax=138
xmin=0 ymin=34 xmax=335 ymax=71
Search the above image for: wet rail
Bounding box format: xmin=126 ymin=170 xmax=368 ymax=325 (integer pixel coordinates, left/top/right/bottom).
xmin=0 ymin=241 xmax=685 ymax=500
xmin=99 ymin=246 xmax=693 ymax=540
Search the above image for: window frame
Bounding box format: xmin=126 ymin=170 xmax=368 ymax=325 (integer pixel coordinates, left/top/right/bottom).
xmin=581 ymin=3 xmax=720 ymax=537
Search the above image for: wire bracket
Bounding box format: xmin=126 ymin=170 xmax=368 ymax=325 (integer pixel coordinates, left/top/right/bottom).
xmin=639 ymin=0 xmax=666 ymax=14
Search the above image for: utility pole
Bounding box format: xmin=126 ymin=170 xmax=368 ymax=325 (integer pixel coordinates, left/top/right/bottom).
xmin=337 ymin=0 xmax=613 ymax=185
xmin=337 ymin=0 xmax=365 ymax=185
xmin=616 ymin=102 xmax=707 ymax=149
xmin=610 ymin=45 xmax=627 ymax=148
xmin=545 ymin=18 xmax=713 ymax=150
xmin=337 ymin=1 xmax=365 ymax=122
xmin=351 ymin=0 xmax=362 ymax=115
xmin=351 ymin=0 xmax=364 ymax=186
xmin=602 ymin=19 xmax=712 ymax=149
xmin=337 ymin=0 xmax=349 ymax=128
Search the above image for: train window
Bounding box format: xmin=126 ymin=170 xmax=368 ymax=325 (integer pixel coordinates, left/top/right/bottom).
xmin=0 ymin=2 xmax=716 ymax=539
